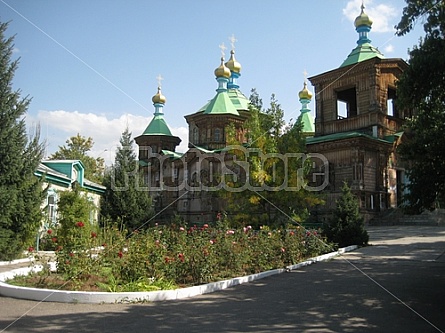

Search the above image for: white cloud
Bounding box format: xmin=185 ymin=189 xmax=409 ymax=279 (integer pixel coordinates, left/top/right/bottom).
xmin=384 ymin=44 xmax=395 ymax=53
xmin=36 ymin=110 xmax=189 ymax=165
xmin=343 ymin=0 xmax=398 ymax=33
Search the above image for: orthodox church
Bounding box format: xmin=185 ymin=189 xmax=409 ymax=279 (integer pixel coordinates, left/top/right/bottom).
xmin=135 ymin=5 xmax=409 ymax=224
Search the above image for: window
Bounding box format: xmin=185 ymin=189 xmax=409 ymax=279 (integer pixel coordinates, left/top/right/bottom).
xmin=387 ymin=87 xmax=398 ymax=117
xmin=193 ymin=127 xmax=199 ymax=144
xmin=336 ymin=87 xmax=357 ymax=119
xmin=214 ymin=128 xmax=221 ymax=142
xmin=47 ymin=194 xmax=57 ymax=225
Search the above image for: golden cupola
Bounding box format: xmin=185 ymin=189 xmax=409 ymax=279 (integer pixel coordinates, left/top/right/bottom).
xmin=354 ymin=4 xmax=373 ymax=28
xmin=152 ymin=86 xmax=166 ymax=104
xmin=214 ymin=57 xmax=231 ymax=78
xmin=225 ymin=50 xmax=242 ymax=74
xmin=299 ymin=81 xmax=313 ymax=100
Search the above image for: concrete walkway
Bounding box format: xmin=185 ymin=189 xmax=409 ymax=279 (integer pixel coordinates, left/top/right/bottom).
xmin=1 ymin=226 xmax=444 ymax=333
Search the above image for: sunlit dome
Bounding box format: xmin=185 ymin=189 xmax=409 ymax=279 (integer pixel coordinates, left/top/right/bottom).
xmin=214 ymin=57 xmax=231 ymax=78
xmin=354 ymin=4 xmax=373 ymax=28
xmin=299 ymin=81 xmax=313 ymax=100
xmin=152 ymin=87 xmax=166 ymax=104
xmin=225 ymin=50 xmax=242 ymax=74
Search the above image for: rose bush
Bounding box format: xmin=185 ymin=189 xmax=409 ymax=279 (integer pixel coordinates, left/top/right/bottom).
xmin=15 ymin=219 xmax=333 ymax=292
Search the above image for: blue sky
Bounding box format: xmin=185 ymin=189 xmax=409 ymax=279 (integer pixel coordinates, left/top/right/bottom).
xmin=1 ymin=0 xmax=424 ymax=164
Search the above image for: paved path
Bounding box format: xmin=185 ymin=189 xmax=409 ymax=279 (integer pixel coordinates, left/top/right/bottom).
xmin=1 ymin=226 xmax=445 ymax=333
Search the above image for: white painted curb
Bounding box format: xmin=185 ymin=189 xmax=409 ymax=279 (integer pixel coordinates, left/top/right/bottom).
xmin=0 ymin=245 xmax=358 ymax=304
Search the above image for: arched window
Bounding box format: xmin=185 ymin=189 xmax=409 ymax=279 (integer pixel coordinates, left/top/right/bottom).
xmin=214 ymin=128 xmax=221 ymax=142
xmin=193 ymin=127 xmax=199 ymax=144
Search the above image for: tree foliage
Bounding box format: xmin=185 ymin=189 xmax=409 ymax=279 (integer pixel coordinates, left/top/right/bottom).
xmin=101 ymin=127 xmax=153 ymax=231
xmin=0 ymin=21 xmax=45 ymax=260
xmin=50 ymin=133 xmax=104 ymax=183
xmin=222 ymin=90 xmax=323 ymax=228
xmin=395 ymin=0 xmax=445 ymax=212
xmin=323 ymin=182 xmax=368 ymax=248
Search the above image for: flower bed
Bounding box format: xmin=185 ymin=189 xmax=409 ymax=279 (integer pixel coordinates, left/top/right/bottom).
xmin=6 ymin=221 xmax=333 ymax=293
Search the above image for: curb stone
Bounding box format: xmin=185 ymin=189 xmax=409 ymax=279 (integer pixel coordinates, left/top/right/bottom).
xmin=0 ymin=246 xmax=358 ymax=304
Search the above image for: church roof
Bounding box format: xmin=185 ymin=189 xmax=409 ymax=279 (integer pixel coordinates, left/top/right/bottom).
xmin=306 ymin=131 xmax=392 ymax=145
xmin=298 ymin=111 xmax=315 ymax=134
xmin=142 ymin=114 xmax=173 ymax=136
xmin=340 ymin=43 xmax=385 ymax=67
xmin=204 ymin=90 xmax=240 ymax=115
xmin=227 ymin=88 xmax=249 ymax=110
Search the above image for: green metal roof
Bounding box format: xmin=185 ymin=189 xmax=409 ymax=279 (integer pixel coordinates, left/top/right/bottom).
xmin=306 ymin=131 xmax=392 ymax=145
xmin=298 ymin=111 xmax=315 ymax=134
xmin=161 ymin=149 xmax=184 ymax=159
xmin=204 ymin=91 xmax=239 ymax=115
xmin=383 ymin=131 xmax=404 ymax=143
xmin=227 ymin=88 xmax=250 ymax=110
xmin=340 ymin=43 xmax=385 ymax=67
xmin=142 ymin=114 xmax=173 ymax=136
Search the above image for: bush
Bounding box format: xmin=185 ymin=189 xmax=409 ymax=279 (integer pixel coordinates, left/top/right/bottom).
xmin=21 ymin=218 xmax=335 ymax=291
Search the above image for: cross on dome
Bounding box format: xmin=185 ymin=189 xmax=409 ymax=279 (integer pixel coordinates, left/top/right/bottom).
xmin=229 ymin=34 xmax=237 ymax=50
xmin=156 ymin=74 xmax=164 ymax=88
xmin=219 ymin=42 xmax=227 ymax=58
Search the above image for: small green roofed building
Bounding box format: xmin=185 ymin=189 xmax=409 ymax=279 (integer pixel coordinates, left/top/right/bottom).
xmin=35 ymin=159 xmax=105 ymax=230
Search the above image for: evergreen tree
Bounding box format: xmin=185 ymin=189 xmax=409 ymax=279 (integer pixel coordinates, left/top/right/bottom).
xmin=395 ymin=0 xmax=445 ymax=212
xmin=50 ymin=133 xmax=104 ymax=183
xmin=0 ymin=21 xmax=45 ymax=260
xmin=323 ymin=182 xmax=368 ymax=248
xmin=101 ymin=127 xmax=153 ymax=231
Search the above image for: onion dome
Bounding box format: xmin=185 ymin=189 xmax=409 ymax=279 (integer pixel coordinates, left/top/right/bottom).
xmin=214 ymin=57 xmax=231 ymax=78
xmin=152 ymin=86 xmax=166 ymax=104
xmin=225 ymin=50 xmax=242 ymax=74
xmin=354 ymin=4 xmax=373 ymax=28
xmin=298 ymin=81 xmax=313 ymax=100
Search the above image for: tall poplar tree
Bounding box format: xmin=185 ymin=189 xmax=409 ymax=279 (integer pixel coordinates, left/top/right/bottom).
xmin=0 ymin=21 xmax=45 ymax=260
xmin=101 ymin=127 xmax=153 ymax=231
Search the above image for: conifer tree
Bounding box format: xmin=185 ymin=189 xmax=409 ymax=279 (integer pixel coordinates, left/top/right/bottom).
xmin=323 ymin=182 xmax=368 ymax=248
xmin=101 ymin=127 xmax=153 ymax=231
xmin=0 ymin=21 xmax=45 ymax=260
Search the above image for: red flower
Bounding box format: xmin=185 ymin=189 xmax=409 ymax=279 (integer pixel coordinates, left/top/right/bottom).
xmin=178 ymin=253 xmax=185 ymax=262
xmin=28 ymin=246 xmax=34 ymax=252
xmin=47 ymin=229 xmax=52 ymax=235
xmin=51 ymin=237 xmax=57 ymax=243
xmin=118 ymin=251 xmax=123 ymax=258
xmin=69 ymin=252 xmax=74 ymax=257
xmin=165 ymin=257 xmax=173 ymax=263
xmin=102 ymin=243 xmax=107 ymax=247
xmin=56 ymin=245 xmax=63 ymax=252
xmin=75 ymin=221 xmax=85 ymax=228
xmin=289 ymin=231 xmax=295 ymax=236
xmin=91 ymin=232 xmax=97 ymax=238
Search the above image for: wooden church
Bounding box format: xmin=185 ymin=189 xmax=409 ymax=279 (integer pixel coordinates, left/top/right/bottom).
xmin=135 ymin=5 xmax=410 ymax=224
